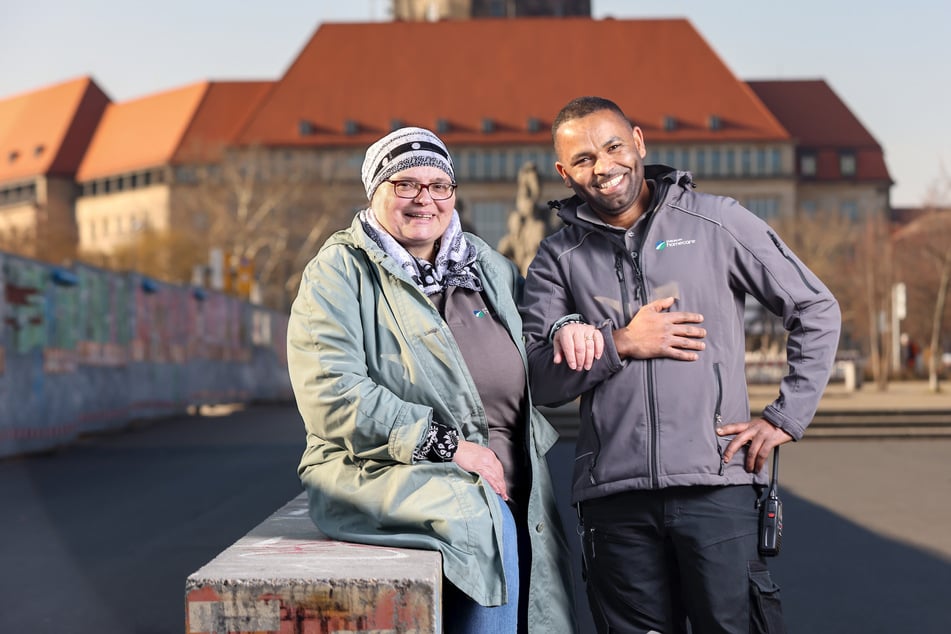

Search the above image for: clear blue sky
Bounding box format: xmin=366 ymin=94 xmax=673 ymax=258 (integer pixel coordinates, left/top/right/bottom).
xmin=2 ymin=0 xmax=947 ymax=207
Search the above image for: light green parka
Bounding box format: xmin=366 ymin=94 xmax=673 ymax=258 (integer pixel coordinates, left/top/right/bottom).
xmin=287 ymin=214 xmax=577 ymax=632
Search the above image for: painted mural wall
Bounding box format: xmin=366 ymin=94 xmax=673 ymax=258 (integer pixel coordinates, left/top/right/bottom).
xmin=0 ymin=251 xmax=291 ymax=458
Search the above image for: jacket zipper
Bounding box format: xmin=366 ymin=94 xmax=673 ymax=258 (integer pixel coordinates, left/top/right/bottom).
xmin=618 ymin=247 xmax=660 ymax=488
xmin=713 ymin=362 xmax=724 ymax=475
xmin=768 ymin=231 xmax=820 ymax=294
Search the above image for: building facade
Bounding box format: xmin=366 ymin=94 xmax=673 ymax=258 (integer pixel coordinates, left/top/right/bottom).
xmin=0 ymin=77 xmax=110 ymax=263
xmin=1 ymin=17 xmax=892 ymax=310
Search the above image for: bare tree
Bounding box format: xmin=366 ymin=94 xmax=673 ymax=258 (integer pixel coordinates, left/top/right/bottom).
xmin=893 ymin=174 xmax=951 ymax=392
xmin=178 ymin=146 xmax=356 ymax=309
xmin=95 ymin=227 xmax=205 ymax=284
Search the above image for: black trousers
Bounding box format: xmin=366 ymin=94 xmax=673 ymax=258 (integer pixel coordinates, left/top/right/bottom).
xmin=579 ymin=485 xmax=784 ymax=634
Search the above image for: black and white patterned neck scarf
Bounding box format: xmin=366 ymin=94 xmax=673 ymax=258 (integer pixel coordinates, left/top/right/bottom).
xmin=359 ymin=208 xmax=482 ymax=296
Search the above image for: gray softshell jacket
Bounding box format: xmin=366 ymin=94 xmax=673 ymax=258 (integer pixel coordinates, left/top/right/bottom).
xmin=521 ymin=167 xmax=841 ymax=504
xmin=287 ymin=214 xmax=577 ymax=632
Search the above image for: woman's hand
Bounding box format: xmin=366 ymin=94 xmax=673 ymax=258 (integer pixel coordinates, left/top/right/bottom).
xmin=452 ymin=439 xmax=509 ymax=500
xmin=553 ymin=323 xmax=604 ymax=371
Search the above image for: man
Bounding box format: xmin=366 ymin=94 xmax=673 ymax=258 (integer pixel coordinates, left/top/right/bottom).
xmin=520 ymin=96 xmax=841 ymax=633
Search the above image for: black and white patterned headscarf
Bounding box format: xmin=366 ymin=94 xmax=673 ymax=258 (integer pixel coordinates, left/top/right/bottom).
xmin=359 ymin=208 xmax=482 ymax=296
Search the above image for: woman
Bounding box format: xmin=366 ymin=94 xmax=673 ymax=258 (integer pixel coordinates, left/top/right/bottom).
xmin=287 ymin=127 xmax=577 ymax=633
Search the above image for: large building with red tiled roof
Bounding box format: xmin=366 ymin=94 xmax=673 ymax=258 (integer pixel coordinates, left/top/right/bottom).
xmin=0 ymin=77 xmax=110 ymax=262
xmin=748 ymin=79 xmax=891 ymax=221
xmin=1 ymin=16 xmax=893 ymax=304
xmin=75 ymin=80 xmax=272 ymax=254
xmin=234 ymin=17 xmax=799 ymax=246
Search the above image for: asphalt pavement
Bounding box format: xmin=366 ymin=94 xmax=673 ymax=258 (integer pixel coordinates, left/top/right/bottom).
xmin=1 ymin=382 xmax=949 ymax=633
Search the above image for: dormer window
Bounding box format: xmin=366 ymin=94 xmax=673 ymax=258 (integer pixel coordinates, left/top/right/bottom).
xmin=800 ymin=153 xmax=817 ymax=177
xmin=663 ymin=116 xmax=677 ymax=132
xmin=839 ymin=151 xmax=856 ymax=177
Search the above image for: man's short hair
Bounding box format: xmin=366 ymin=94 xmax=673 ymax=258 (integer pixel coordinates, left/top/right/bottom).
xmin=552 ymin=96 xmax=633 ymax=142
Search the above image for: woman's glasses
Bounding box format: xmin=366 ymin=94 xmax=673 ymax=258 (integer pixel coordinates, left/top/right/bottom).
xmin=386 ymin=180 xmax=457 ymax=201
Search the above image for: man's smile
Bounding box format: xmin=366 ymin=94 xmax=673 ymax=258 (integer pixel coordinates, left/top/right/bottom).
xmin=596 ymin=173 xmax=624 ymax=191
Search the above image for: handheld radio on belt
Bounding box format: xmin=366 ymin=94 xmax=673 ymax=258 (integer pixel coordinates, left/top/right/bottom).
xmin=758 ymin=446 xmax=783 ymax=557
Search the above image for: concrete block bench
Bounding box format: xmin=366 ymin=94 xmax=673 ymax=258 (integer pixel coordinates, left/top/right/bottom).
xmin=185 ymin=493 xmax=442 ymax=633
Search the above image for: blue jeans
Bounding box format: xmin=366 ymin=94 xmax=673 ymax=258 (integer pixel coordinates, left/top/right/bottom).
xmin=443 ymin=495 xmax=521 ymax=633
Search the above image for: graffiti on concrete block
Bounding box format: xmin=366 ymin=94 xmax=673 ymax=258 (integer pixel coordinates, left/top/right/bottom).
xmin=4 ymin=262 xmax=47 ymax=354
xmin=43 ymin=348 xmax=77 ymax=374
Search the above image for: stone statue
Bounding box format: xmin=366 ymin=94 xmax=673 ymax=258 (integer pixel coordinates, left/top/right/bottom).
xmin=498 ymin=161 xmax=560 ymax=276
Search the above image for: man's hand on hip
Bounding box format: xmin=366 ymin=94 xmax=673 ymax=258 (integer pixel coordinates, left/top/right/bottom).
xmin=717 ymin=418 xmax=794 ymax=473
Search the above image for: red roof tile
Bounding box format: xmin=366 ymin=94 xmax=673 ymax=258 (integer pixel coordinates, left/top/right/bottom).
xmin=77 ymin=81 xmax=272 ymax=181
xmin=747 ymin=79 xmax=891 ymax=182
xmin=0 ymin=77 xmax=110 ymax=183
xmin=173 ymin=82 xmax=274 ymax=164
xmin=238 ymin=18 xmax=790 ymax=147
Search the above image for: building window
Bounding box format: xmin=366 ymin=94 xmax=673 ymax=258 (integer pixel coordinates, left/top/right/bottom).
xmin=748 ymin=197 xmax=780 ymax=221
xmin=725 ymin=149 xmax=735 ymax=175
xmin=800 ymin=153 xmax=817 ymax=177
xmin=695 ymin=149 xmax=706 ymax=176
xmin=513 ymin=151 xmax=524 ymax=176
xmin=470 ymin=201 xmax=509 ymax=247
xmin=801 ymin=199 xmax=818 ymax=217
xmin=840 ymin=200 xmax=859 ymax=220
xmin=756 ymin=149 xmax=767 ymax=174
xmin=466 ymin=151 xmax=479 ymax=179
xmin=771 ymin=149 xmax=782 ymax=175
xmin=840 ymin=152 xmax=856 ymax=177
xmin=741 ymin=149 xmax=752 ymax=176
xmin=710 ymin=150 xmax=721 ymax=175
xmin=663 ymin=116 xmax=677 ymax=132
